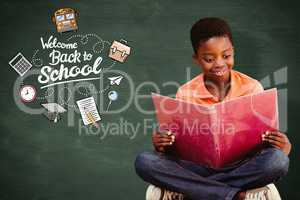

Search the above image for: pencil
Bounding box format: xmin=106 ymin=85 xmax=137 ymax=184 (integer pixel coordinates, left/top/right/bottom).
xmin=85 ymin=111 xmax=99 ymax=128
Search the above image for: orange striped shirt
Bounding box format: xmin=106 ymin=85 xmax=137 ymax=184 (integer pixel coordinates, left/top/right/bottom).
xmin=176 ymin=70 xmax=264 ymax=105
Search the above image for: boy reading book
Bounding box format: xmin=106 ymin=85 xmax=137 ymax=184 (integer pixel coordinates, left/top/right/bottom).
xmin=135 ymin=17 xmax=291 ymax=200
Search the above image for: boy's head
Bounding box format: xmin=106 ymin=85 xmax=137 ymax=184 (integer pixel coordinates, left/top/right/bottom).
xmin=190 ymin=17 xmax=234 ymax=81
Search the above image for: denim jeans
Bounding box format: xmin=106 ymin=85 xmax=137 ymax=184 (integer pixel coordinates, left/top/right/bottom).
xmin=135 ymin=147 xmax=289 ymax=200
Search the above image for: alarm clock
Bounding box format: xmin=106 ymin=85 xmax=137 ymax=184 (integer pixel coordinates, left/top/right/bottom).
xmin=20 ymin=85 xmax=37 ymax=102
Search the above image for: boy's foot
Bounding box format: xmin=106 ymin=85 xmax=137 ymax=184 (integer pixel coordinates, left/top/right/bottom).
xmin=245 ymin=184 xmax=281 ymax=200
xmin=146 ymin=185 xmax=184 ymax=200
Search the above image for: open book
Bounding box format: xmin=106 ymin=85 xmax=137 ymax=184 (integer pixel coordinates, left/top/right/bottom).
xmin=152 ymin=88 xmax=278 ymax=169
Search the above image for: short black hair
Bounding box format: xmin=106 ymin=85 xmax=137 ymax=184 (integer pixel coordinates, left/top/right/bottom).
xmin=190 ymin=17 xmax=233 ymax=53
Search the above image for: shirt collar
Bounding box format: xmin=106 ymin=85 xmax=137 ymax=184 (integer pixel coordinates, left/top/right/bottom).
xmin=196 ymin=70 xmax=239 ymax=100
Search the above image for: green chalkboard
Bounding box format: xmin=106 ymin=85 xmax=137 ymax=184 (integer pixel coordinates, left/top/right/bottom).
xmin=0 ymin=0 xmax=299 ymax=199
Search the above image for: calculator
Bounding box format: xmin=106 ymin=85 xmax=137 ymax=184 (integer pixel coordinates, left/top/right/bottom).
xmin=9 ymin=53 xmax=33 ymax=76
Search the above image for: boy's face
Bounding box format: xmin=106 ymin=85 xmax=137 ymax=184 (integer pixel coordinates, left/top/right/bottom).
xmin=193 ymin=36 xmax=234 ymax=82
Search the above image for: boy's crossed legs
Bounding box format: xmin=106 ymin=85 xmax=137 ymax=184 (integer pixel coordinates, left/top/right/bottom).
xmin=135 ymin=147 xmax=289 ymax=200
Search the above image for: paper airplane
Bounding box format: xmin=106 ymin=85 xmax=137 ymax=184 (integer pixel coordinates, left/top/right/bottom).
xmin=41 ymin=103 xmax=66 ymax=123
xmin=108 ymin=76 xmax=123 ymax=86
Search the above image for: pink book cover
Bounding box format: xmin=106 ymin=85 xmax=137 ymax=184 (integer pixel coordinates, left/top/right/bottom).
xmin=152 ymin=88 xmax=279 ymax=169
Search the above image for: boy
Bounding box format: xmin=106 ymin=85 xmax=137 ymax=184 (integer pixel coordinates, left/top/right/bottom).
xmin=135 ymin=18 xmax=291 ymax=200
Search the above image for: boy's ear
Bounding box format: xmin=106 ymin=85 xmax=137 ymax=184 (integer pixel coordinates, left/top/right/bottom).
xmin=192 ymin=54 xmax=200 ymax=65
xmin=230 ymin=46 xmax=235 ymax=56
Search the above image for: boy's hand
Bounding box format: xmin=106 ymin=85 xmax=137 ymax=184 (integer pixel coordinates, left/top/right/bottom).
xmin=152 ymin=131 xmax=175 ymax=153
xmin=262 ymin=130 xmax=291 ymax=156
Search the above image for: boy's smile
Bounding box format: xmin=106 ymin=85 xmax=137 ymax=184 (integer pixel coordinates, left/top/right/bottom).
xmin=193 ymin=36 xmax=234 ymax=83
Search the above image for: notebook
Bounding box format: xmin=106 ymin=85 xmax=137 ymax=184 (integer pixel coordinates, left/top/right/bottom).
xmin=152 ymin=88 xmax=278 ymax=168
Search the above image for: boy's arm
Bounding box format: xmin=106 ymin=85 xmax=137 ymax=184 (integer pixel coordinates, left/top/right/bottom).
xmin=254 ymin=81 xmax=292 ymax=156
xmin=152 ymin=131 xmax=175 ymax=153
xmin=262 ymin=131 xmax=292 ymax=156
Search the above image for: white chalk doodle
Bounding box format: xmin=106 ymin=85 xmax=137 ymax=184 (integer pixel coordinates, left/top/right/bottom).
xmin=22 ymin=32 xmax=131 ymax=125
xmin=67 ymin=33 xmax=110 ymax=54
xmin=41 ymin=103 xmax=67 ymax=123
xmin=108 ymin=76 xmax=123 ymax=86
xmin=58 ymin=86 xmax=77 ymax=109
xmin=36 ymin=87 xmax=54 ymax=100
xmin=9 ymin=53 xmax=33 ymax=76
xmin=106 ymin=90 xmax=118 ymax=111
xmin=32 ymin=49 xmax=43 ymax=67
